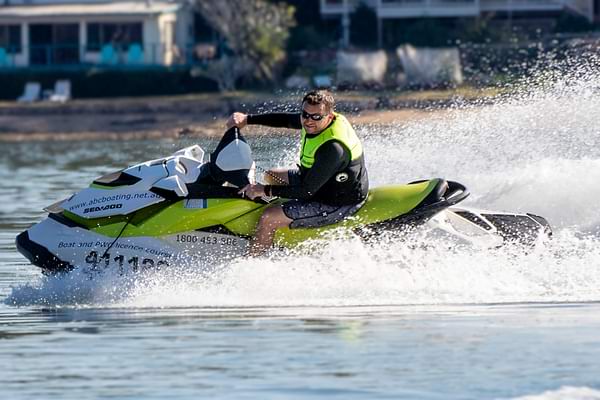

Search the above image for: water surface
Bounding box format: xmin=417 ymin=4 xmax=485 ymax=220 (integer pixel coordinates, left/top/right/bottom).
xmin=2 ymin=61 xmax=600 ymax=399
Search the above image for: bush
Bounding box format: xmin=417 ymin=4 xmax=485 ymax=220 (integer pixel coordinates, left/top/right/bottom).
xmin=0 ymin=67 xmax=219 ymax=100
xmin=350 ymin=3 xmax=378 ymax=48
xmin=288 ymin=25 xmax=335 ymax=51
xmin=383 ymin=19 xmax=453 ymax=48
xmin=555 ymin=12 xmax=594 ymax=33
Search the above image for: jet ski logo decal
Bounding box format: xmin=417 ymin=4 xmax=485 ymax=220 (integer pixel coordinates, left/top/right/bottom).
xmin=83 ymin=203 xmax=123 ymax=214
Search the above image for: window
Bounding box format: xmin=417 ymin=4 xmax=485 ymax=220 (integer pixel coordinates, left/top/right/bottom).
xmin=86 ymin=22 xmax=143 ymax=51
xmin=0 ymin=25 xmax=22 ymax=53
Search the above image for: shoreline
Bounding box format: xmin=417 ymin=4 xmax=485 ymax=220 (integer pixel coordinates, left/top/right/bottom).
xmin=0 ymin=88 xmax=498 ymax=142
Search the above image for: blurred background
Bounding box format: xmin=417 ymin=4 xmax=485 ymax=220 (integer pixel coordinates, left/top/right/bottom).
xmin=2 ymin=5 xmax=600 ymax=398
xmin=1 ymin=0 xmax=598 ymax=141
xmin=0 ymin=0 xmax=597 ymax=107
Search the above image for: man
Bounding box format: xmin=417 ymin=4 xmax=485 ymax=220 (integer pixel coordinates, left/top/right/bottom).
xmin=228 ymin=90 xmax=369 ymax=255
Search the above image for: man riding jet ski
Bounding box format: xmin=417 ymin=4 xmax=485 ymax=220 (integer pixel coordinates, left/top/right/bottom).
xmin=230 ymin=90 xmax=369 ymax=256
xmin=16 ymin=127 xmax=551 ymax=275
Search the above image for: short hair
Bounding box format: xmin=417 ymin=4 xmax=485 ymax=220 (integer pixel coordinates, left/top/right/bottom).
xmin=302 ymin=90 xmax=335 ymax=114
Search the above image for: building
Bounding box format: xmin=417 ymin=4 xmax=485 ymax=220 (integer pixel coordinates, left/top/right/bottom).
xmin=320 ymin=0 xmax=599 ymax=47
xmin=0 ymin=0 xmax=195 ymax=68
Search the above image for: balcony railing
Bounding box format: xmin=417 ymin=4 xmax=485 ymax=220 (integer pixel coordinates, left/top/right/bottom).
xmin=320 ymin=0 xmax=360 ymax=14
xmin=479 ymin=0 xmax=565 ymax=11
xmin=377 ymin=0 xmax=480 ymax=17
xmin=0 ymin=42 xmax=218 ymax=68
xmin=321 ymin=0 xmax=568 ymax=16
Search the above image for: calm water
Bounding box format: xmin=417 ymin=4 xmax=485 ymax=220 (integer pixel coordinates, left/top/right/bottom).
xmin=2 ymin=64 xmax=600 ymax=399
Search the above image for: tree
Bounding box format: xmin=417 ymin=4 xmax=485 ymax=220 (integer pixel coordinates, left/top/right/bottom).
xmin=195 ymin=0 xmax=295 ymax=90
xmin=350 ymin=2 xmax=378 ymax=48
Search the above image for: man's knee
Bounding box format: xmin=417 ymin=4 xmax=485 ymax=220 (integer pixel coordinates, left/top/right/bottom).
xmin=259 ymin=206 xmax=291 ymax=229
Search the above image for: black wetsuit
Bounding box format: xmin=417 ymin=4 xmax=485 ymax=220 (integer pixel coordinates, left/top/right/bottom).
xmin=247 ymin=113 xmax=369 ymax=206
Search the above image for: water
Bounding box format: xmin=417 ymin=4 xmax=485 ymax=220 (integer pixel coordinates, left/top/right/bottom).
xmin=2 ymin=58 xmax=600 ymax=399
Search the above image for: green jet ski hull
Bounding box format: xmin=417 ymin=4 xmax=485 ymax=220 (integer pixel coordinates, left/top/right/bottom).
xmin=16 ymin=179 xmax=469 ymax=274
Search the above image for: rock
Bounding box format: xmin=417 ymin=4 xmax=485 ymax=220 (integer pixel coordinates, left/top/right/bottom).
xmin=397 ymin=45 xmax=463 ymax=87
xmin=336 ymin=50 xmax=388 ymax=86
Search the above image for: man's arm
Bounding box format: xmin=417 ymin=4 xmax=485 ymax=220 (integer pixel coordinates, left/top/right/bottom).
xmin=267 ymin=141 xmax=348 ymax=200
xmin=227 ymin=112 xmax=302 ymax=130
xmin=247 ymin=113 xmax=302 ymax=129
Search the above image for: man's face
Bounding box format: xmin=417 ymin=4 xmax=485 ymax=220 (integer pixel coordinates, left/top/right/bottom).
xmin=301 ymin=102 xmax=333 ymax=134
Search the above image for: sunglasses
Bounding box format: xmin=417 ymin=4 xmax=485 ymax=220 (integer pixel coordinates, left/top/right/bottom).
xmin=301 ymin=110 xmax=326 ymax=121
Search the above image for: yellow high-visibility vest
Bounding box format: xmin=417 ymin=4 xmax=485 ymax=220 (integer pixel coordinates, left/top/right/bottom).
xmin=299 ymin=113 xmax=362 ymax=168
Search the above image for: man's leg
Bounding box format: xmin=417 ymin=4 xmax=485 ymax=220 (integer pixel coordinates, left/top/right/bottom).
xmin=250 ymin=205 xmax=292 ymax=256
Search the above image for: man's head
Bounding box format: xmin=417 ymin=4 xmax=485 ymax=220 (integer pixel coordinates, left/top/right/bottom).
xmin=301 ymin=90 xmax=335 ymax=134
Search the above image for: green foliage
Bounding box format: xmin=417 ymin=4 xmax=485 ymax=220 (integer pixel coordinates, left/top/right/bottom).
xmin=0 ymin=68 xmax=218 ymax=100
xmin=554 ymin=12 xmax=593 ymax=33
xmin=458 ymin=18 xmax=509 ymax=44
xmin=350 ymin=2 xmax=378 ymax=48
xmin=382 ymin=18 xmax=533 ymax=47
xmin=384 ymin=19 xmax=451 ymax=47
xmin=195 ymin=0 xmax=296 ymax=89
xmin=288 ymin=25 xmax=335 ymax=51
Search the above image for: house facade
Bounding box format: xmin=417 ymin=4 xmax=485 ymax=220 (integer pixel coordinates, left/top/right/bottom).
xmin=0 ymin=0 xmax=194 ymax=67
xmin=321 ymin=0 xmax=597 ymax=20
xmin=321 ymin=0 xmax=598 ymax=47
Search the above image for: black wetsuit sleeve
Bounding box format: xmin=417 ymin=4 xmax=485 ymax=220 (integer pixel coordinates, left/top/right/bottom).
xmin=268 ymin=141 xmax=348 ymax=200
xmin=247 ymin=113 xmax=302 ymax=129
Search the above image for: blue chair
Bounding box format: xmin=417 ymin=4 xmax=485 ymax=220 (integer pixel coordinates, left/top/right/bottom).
xmin=100 ymin=44 xmax=117 ymax=65
xmin=0 ymin=47 xmax=8 ymax=67
xmin=127 ymin=43 xmax=143 ymax=64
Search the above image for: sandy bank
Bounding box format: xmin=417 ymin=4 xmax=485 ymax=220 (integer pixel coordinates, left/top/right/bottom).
xmin=0 ymin=88 xmax=497 ymax=142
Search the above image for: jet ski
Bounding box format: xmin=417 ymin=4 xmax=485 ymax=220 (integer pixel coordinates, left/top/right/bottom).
xmin=426 ymin=206 xmax=552 ymax=248
xmin=16 ymin=128 xmax=552 ymax=274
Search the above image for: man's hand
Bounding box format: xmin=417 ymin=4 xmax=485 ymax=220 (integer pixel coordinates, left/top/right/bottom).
xmin=227 ymin=112 xmax=248 ymax=129
xmin=238 ymin=183 xmax=265 ymax=200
